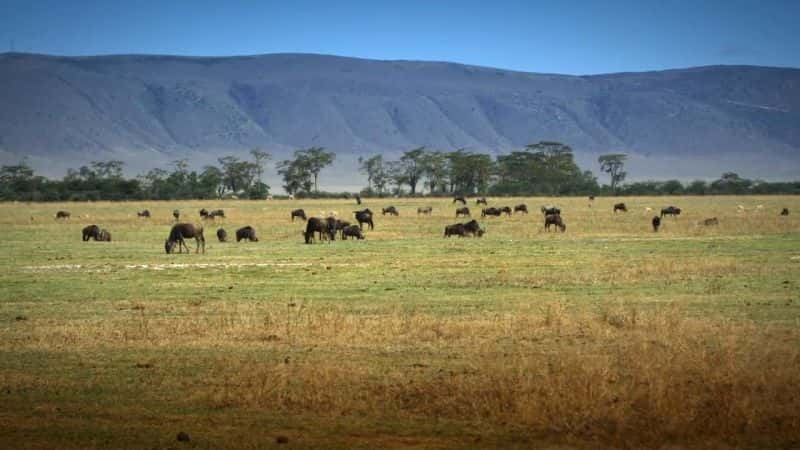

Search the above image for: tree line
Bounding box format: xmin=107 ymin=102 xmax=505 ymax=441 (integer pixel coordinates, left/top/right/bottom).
xmin=2 ymin=143 xmax=799 ymax=201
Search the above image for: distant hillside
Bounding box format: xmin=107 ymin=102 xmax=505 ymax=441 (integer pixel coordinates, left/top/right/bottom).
xmin=1 ymin=52 xmax=799 ymax=186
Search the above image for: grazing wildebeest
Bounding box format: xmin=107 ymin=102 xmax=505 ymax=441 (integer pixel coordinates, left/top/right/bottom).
xmin=652 ymin=216 xmax=661 ymax=232
xmin=514 ymin=204 xmax=528 ymax=214
xmin=173 ymin=209 xmax=180 ymax=221
xmin=481 ymin=207 xmax=502 ymax=217
xmin=476 ymin=197 xmax=487 ymax=205
xmin=702 ymin=217 xmax=719 ymax=226
xmin=97 ymin=229 xmax=112 ymax=242
xmin=462 ymin=219 xmax=485 ymax=237
xmin=544 ymin=214 xmax=566 ymax=232
xmin=341 ymin=225 xmax=365 ymax=240
xmin=613 ymin=203 xmax=627 ymax=213
xmin=382 ymin=206 xmax=399 ymax=216
xmin=452 ymin=196 xmax=466 ymax=205
xmin=209 ymin=209 xmax=225 ymax=218
xmin=304 ymin=217 xmax=335 ymax=244
xmin=137 ymin=210 xmax=151 ymax=218
xmin=781 ymin=208 xmax=789 ymax=216
xmin=444 ymin=223 xmax=467 ymax=237
xmin=82 ymin=225 xmax=102 ymax=241
xmin=291 ymin=209 xmax=307 ymax=221
xmin=55 ymin=211 xmax=71 ymax=220
xmin=417 ymin=206 xmax=433 ymax=215
xmin=354 ymin=209 xmax=374 ymax=230
xmin=455 ymin=207 xmax=471 ymax=218
xmin=217 ymin=228 xmax=228 ymax=242
xmin=499 ymin=206 xmax=512 ymax=216
xmin=165 ymin=223 xmax=205 ymax=254
xmin=541 ymin=206 xmax=561 ymax=216
xmin=199 ymin=208 xmax=209 ymax=218
xmin=334 ymin=220 xmax=351 ymax=238
xmin=661 ymin=206 xmax=681 ymax=218
xmin=236 ymin=226 xmax=258 ymax=242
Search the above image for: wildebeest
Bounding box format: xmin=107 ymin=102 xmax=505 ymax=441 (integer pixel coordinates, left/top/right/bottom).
xmin=661 ymin=206 xmax=682 ymax=218
xmin=137 ymin=210 xmax=151 ymax=218
xmin=444 ymin=223 xmax=467 ymax=237
xmin=82 ymin=225 xmax=101 ymax=241
xmin=355 ymin=194 xmax=362 ymax=205
xmin=55 ymin=211 xmax=71 ymax=220
xmin=613 ymin=203 xmax=627 ymax=213
xmin=209 ymin=209 xmax=225 ymax=218
xmin=455 ymin=207 xmax=471 ymax=218
xmin=341 ymin=224 xmax=365 ymax=240
xmin=334 ymin=219 xmax=351 ymax=238
xmin=476 ymin=197 xmax=487 ymax=205
xmin=354 ymin=209 xmax=374 ymax=230
xmin=97 ymin=229 xmax=112 ymax=242
xmin=541 ymin=206 xmax=561 ymax=216
xmin=165 ymin=223 xmax=205 ymax=254
xmin=514 ymin=204 xmax=528 ymax=214
xmin=589 ymin=196 xmax=595 ymax=201
xmin=499 ymin=206 xmax=512 ymax=216
xmin=382 ymin=206 xmax=399 ymax=216
xmin=291 ymin=209 xmax=307 ymax=221
xmin=452 ymin=196 xmax=466 ymax=205
xmin=462 ymin=219 xmax=485 ymax=237
xmin=236 ymin=226 xmax=258 ymax=242
xmin=304 ymin=217 xmax=335 ymax=244
xmin=781 ymin=208 xmax=789 ymax=216
xmin=417 ymin=206 xmax=433 ymax=215
xmin=652 ymin=216 xmax=661 ymax=232
xmin=544 ymin=214 xmax=566 ymax=232
xmin=199 ymin=208 xmax=209 ymax=218
xmin=173 ymin=209 xmax=180 ymax=221
xmin=217 ymin=228 xmax=228 ymax=242
xmin=702 ymin=217 xmax=719 ymax=226
xmin=481 ymin=207 xmax=502 ymax=217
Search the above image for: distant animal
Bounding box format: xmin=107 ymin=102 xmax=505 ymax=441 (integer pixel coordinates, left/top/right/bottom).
xmin=589 ymin=196 xmax=595 ymax=201
xmin=199 ymin=208 xmax=209 ymax=218
xmin=499 ymin=206 xmax=512 ymax=216
xmin=137 ymin=210 xmax=151 ymax=218
xmin=514 ymin=204 xmax=528 ymax=214
xmin=544 ymin=214 xmax=566 ymax=232
xmin=455 ymin=207 xmax=471 ymax=218
xmin=541 ymin=206 xmax=561 ymax=216
xmin=217 ymin=228 xmax=228 ymax=242
xmin=304 ymin=217 xmax=335 ymax=244
xmin=55 ymin=211 xmax=71 ymax=220
xmin=444 ymin=223 xmax=467 ymax=237
xmin=481 ymin=207 xmax=502 ymax=217
xmin=341 ymin=225 xmax=365 ymax=240
xmin=354 ymin=209 xmax=374 ymax=230
xmin=462 ymin=219 xmax=485 ymax=237
xmin=82 ymin=225 xmax=102 ymax=241
xmin=417 ymin=206 xmax=433 ymax=215
xmin=165 ymin=223 xmax=205 ymax=254
xmin=291 ymin=209 xmax=307 ymax=221
xmin=97 ymin=229 xmax=112 ymax=242
xmin=660 ymin=206 xmax=682 ymax=217
xmin=781 ymin=208 xmax=789 ymax=216
xmin=476 ymin=197 xmax=487 ymax=205
xmin=652 ymin=216 xmax=661 ymax=232
xmin=702 ymin=217 xmax=719 ymax=226
xmin=382 ymin=206 xmax=399 ymax=216
xmin=452 ymin=196 xmax=466 ymax=205
xmin=613 ymin=203 xmax=627 ymax=213
xmin=236 ymin=226 xmax=258 ymax=242
xmin=173 ymin=209 xmax=180 ymax=221
xmin=209 ymin=209 xmax=225 ymax=218
xmin=355 ymin=194 xmax=362 ymax=205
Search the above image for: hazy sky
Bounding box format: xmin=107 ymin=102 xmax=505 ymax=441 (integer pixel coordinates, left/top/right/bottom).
xmin=0 ymin=0 xmax=798 ymax=74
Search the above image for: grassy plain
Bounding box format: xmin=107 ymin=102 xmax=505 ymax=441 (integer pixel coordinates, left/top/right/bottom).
xmin=0 ymin=196 xmax=799 ymax=449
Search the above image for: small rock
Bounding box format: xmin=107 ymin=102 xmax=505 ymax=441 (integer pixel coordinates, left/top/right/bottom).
xmin=276 ymin=435 xmax=289 ymax=444
xmin=176 ymin=431 xmax=190 ymax=442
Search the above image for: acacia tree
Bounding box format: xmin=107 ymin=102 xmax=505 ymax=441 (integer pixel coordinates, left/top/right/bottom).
xmin=421 ymin=151 xmax=448 ymax=194
xmin=398 ymin=147 xmax=426 ymax=195
xmin=598 ymin=153 xmax=627 ymax=192
xmin=302 ymin=147 xmax=335 ymax=192
xmin=358 ymin=154 xmax=384 ymax=192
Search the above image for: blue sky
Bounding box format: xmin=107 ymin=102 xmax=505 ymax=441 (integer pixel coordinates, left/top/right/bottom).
xmin=0 ymin=0 xmax=798 ymax=74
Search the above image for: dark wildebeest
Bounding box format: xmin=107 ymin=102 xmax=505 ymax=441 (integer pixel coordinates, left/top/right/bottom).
xmin=589 ymin=196 xmax=595 ymax=201
xmin=499 ymin=206 xmax=512 ymax=216
xmin=444 ymin=223 xmax=467 ymax=237
xmin=661 ymin=206 xmax=682 ymax=218
xmin=165 ymin=223 xmax=205 ymax=254
xmin=291 ymin=209 xmax=307 ymax=221
xmin=334 ymin=220 xmax=351 ymax=239
xmin=452 ymin=196 xmax=466 ymax=205
xmin=652 ymin=216 xmax=661 ymax=232
xmin=97 ymin=229 xmax=112 ymax=242
xmin=476 ymin=197 xmax=488 ymax=205
xmin=137 ymin=210 xmax=151 ymax=218
xmin=541 ymin=206 xmax=561 ymax=216
xmin=199 ymin=208 xmax=209 ymax=218
xmin=544 ymin=214 xmax=566 ymax=232
xmin=236 ymin=226 xmax=258 ymax=242
xmin=341 ymin=225 xmax=365 ymax=240
xmin=55 ymin=211 xmax=71 ymax=220
xmin=455 ymin=207 xmax=471 ymax=218
xmin=217 ymin=228 xmax=228 ymax=242
xmin=481 ymin=207 xmax=502 ymax=217
xmin=382 ymin=206 xmax=399 ymax=216
xmin=304 ymin=217 xmax=335 ymax=244
xmin=173 ymin=209 xmax=180 ymax=221
xmin=780 ymin=208 xmax=789 ymax=216
xmin=702 ymin=217 xmax=719 ymax=226
xmin=417 ymin=206 xmax=433 ymax=215
xmin=355 ymin=194 xmax=362 ymax=205
xmin=208 ymin=209 xmax=225 ymax=218
xmin=613 ymin=203 xmax=627 ymax=213
xmin=354 ymin=209 xmax=374 ymax=230
xmin=462 ymin=219 xmax=485 ymax=237
xmin=82 ymin=225 xmax=102 ymax=241
xmin=514 ymin=204 xmax=528 ymax=214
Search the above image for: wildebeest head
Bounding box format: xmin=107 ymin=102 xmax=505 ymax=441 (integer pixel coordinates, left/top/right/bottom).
xmin=165 ymin=239 xmax=176 ymax=254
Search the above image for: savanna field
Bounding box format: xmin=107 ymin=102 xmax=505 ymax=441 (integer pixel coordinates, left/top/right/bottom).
xmin=1 ymin=196 xmax=799 ymax=449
